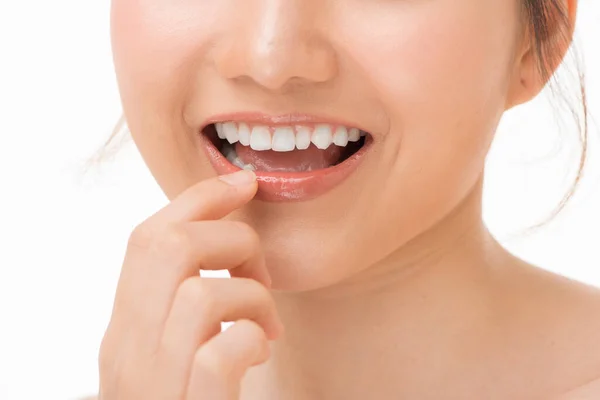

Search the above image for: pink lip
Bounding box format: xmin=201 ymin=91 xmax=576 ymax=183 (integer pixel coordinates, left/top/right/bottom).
xmin=198 ymin=113 xmax=373 ymax=202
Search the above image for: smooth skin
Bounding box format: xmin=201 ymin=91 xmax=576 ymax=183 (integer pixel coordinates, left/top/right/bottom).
xmin=97 ymin=0 xmax=600 ymax=398
xmin=99 ymin=170 xmax=282 ymax=399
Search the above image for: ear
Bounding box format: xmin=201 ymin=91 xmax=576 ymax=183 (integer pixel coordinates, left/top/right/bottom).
xmin=505 ymin=0 xmax=578 ymax=110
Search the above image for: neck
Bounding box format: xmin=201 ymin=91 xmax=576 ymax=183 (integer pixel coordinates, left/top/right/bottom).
xmin=245 ymin=175 xmax=511 ymax=399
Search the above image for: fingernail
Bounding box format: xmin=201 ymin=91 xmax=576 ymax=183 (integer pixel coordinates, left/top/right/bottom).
xmin=218 ymin=170 xmax=256 ymax=186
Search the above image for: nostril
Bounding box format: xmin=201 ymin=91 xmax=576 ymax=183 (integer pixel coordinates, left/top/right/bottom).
xmin=212 ymin=30 xmax=338 ymax=92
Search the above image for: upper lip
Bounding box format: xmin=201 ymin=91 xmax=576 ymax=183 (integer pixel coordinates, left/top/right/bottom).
xmin=200 ymin=112 xmax=371 ymax=134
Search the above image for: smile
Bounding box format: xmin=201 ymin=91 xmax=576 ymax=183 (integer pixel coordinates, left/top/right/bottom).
xmin=199 ymin=114 xmax=373 ymax=202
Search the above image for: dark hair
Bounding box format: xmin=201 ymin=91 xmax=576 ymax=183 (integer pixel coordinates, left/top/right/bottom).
xmin=92 ymin=0 xmax=589 ymax=229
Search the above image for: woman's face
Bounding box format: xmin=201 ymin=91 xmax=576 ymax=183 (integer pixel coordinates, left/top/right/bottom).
xmin=111 ymin=0 xmax=524 ymax=290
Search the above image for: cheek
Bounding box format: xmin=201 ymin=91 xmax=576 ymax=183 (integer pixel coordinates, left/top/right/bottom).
xmin=334 ymin=2 xmax=518 ymax=199
xmin=341 ymin=2 xmax=516 ymax=134
xmin=111 ymin=0 xmax=222 ymax=109
xmin=110 ymin=0 xmax=222 ymax=196
xmin=326 ymin=2 xmax=519 ymax=261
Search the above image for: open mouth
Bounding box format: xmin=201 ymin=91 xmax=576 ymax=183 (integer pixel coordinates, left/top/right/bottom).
xmin=199 ymin=119 xmax=373 ymax=202
xmin=202 ymin=122 xmax=369 ymax=173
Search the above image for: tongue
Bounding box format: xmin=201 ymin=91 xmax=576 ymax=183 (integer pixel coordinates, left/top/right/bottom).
xmin=235 ymin=143 xmax=344 ymax=172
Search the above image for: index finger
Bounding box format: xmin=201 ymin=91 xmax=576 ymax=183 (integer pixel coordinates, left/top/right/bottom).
xmin=152 ymin=169 xmax=258 ymax=226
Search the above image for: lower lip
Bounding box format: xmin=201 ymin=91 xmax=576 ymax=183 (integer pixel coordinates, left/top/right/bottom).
xmin=198 ymin=131 xmax=372 ymax=202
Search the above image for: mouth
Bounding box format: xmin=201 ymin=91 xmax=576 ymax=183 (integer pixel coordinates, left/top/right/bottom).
xmin=199 ymin=116 xmax=373 ymax=202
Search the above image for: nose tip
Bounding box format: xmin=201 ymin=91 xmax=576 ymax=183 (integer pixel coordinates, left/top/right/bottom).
xmin=233 ymin=43 xmax=338 ymax=91
xmin=212 ymin=7 xmax=338 ymax=93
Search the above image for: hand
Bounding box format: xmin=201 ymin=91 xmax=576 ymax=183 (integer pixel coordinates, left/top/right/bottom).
xmin=98 ymin=170 xmax=284 ymax=399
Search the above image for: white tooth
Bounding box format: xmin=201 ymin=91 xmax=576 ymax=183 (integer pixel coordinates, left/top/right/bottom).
xmin=272 ymin=127 xmax=296 ymax=152
xmin=348 ymin=127 xmax=360 ymax=142
xmin=333 ymin=126 xmax=349 ymax=147
xmin=232 ymin=157 xmax=246 ymax=169
xmin=225 ymin=148 xmax=237 ymax=164
xmin=295 ymin=126 xmax=311 ymax=150
xmin=311 ymin=124 xmax=333 ymax=150
xmin=223 ymin=122 xmax=239 ymax=144
xmin=250 ymin=125 xmax=272 ymax=151
xmin=360 ymin=130 xmax=366 ymax=137
xmin=215 ymin=123 xmax=226 ymax=139
xmin=238 ymin=123 xmax=251 ymax=146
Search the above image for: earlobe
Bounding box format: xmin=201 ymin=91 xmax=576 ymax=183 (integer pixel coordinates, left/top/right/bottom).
xmin=504 ymin=37 xmax=539 ymax=111
xmin=504 ymin=0 xmax=578 ymax=111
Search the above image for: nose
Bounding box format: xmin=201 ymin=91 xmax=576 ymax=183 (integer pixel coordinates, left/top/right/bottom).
xmin=212 ymin=0 xmax=338 ymax=92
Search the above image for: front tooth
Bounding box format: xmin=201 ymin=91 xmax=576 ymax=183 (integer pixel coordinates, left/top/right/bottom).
xmin=333 ymin=126 xmax=349 ymax=147
xmin=360 ymin=130 xmax=367 ymax=137
xmin=223 ymin=122 xmax=239 ymax=144
xmin=250 ymin=125 xmax=272 ymax=151
xmin=238 ymin=123 xmax=251 ymax=146
xmin=296 ymin=126 xmax=311 ymax=150
xmin=215 ymin=123 xmax=226 ymax=139
xmin=272 ymin=127 xmax=296 ymax=152
xmin=348 ymin=128 xmax=360 ymax=142
xmin=311 ymin=124 xmax=333 ymax=150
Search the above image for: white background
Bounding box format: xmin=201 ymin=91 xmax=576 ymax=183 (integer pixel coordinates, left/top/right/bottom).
xmin=0 ymin=1 xmax=599 ymax=399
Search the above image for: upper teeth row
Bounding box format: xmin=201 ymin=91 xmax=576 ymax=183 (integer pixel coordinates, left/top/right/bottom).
xmin=215 ymin=122 xmax=366 ymax=152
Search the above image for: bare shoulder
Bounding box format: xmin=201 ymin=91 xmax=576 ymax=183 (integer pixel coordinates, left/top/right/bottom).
xmin=498 ymin=259 xmax=600 ymax=395
xmin=503 ymin=259 xmax=600 ymax=335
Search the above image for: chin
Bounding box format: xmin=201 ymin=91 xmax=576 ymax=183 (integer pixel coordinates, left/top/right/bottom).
xmin=265 ymin=252 xmax=353 ymax=292
xmin=249 ymin=228 xmax=369 ymax=292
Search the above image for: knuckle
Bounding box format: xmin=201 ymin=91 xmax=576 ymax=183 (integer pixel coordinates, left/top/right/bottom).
xmin=157 ymin=224 xmax=192 ymax=254
xmin=177 ymin=278 xmax=217 ymax=315
xmin=245 ymin=281 xmax=278 ymax=326
xmin=241 ymin=277 xmax=272 ymax=304
xmin=129 ymin=223 xmax=194 ymax=266
xmin=232 ymin=319 xmax=269 ymax=366
xmin=235 ymin=319 xmax=267 ymax=343
xmin=194 ymin=346 xmax=230 ymax=378
xmin=127 ymin=222 xmax=155 ymax=250
xmin=140 ymin=224 xmax=194 ymax=265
